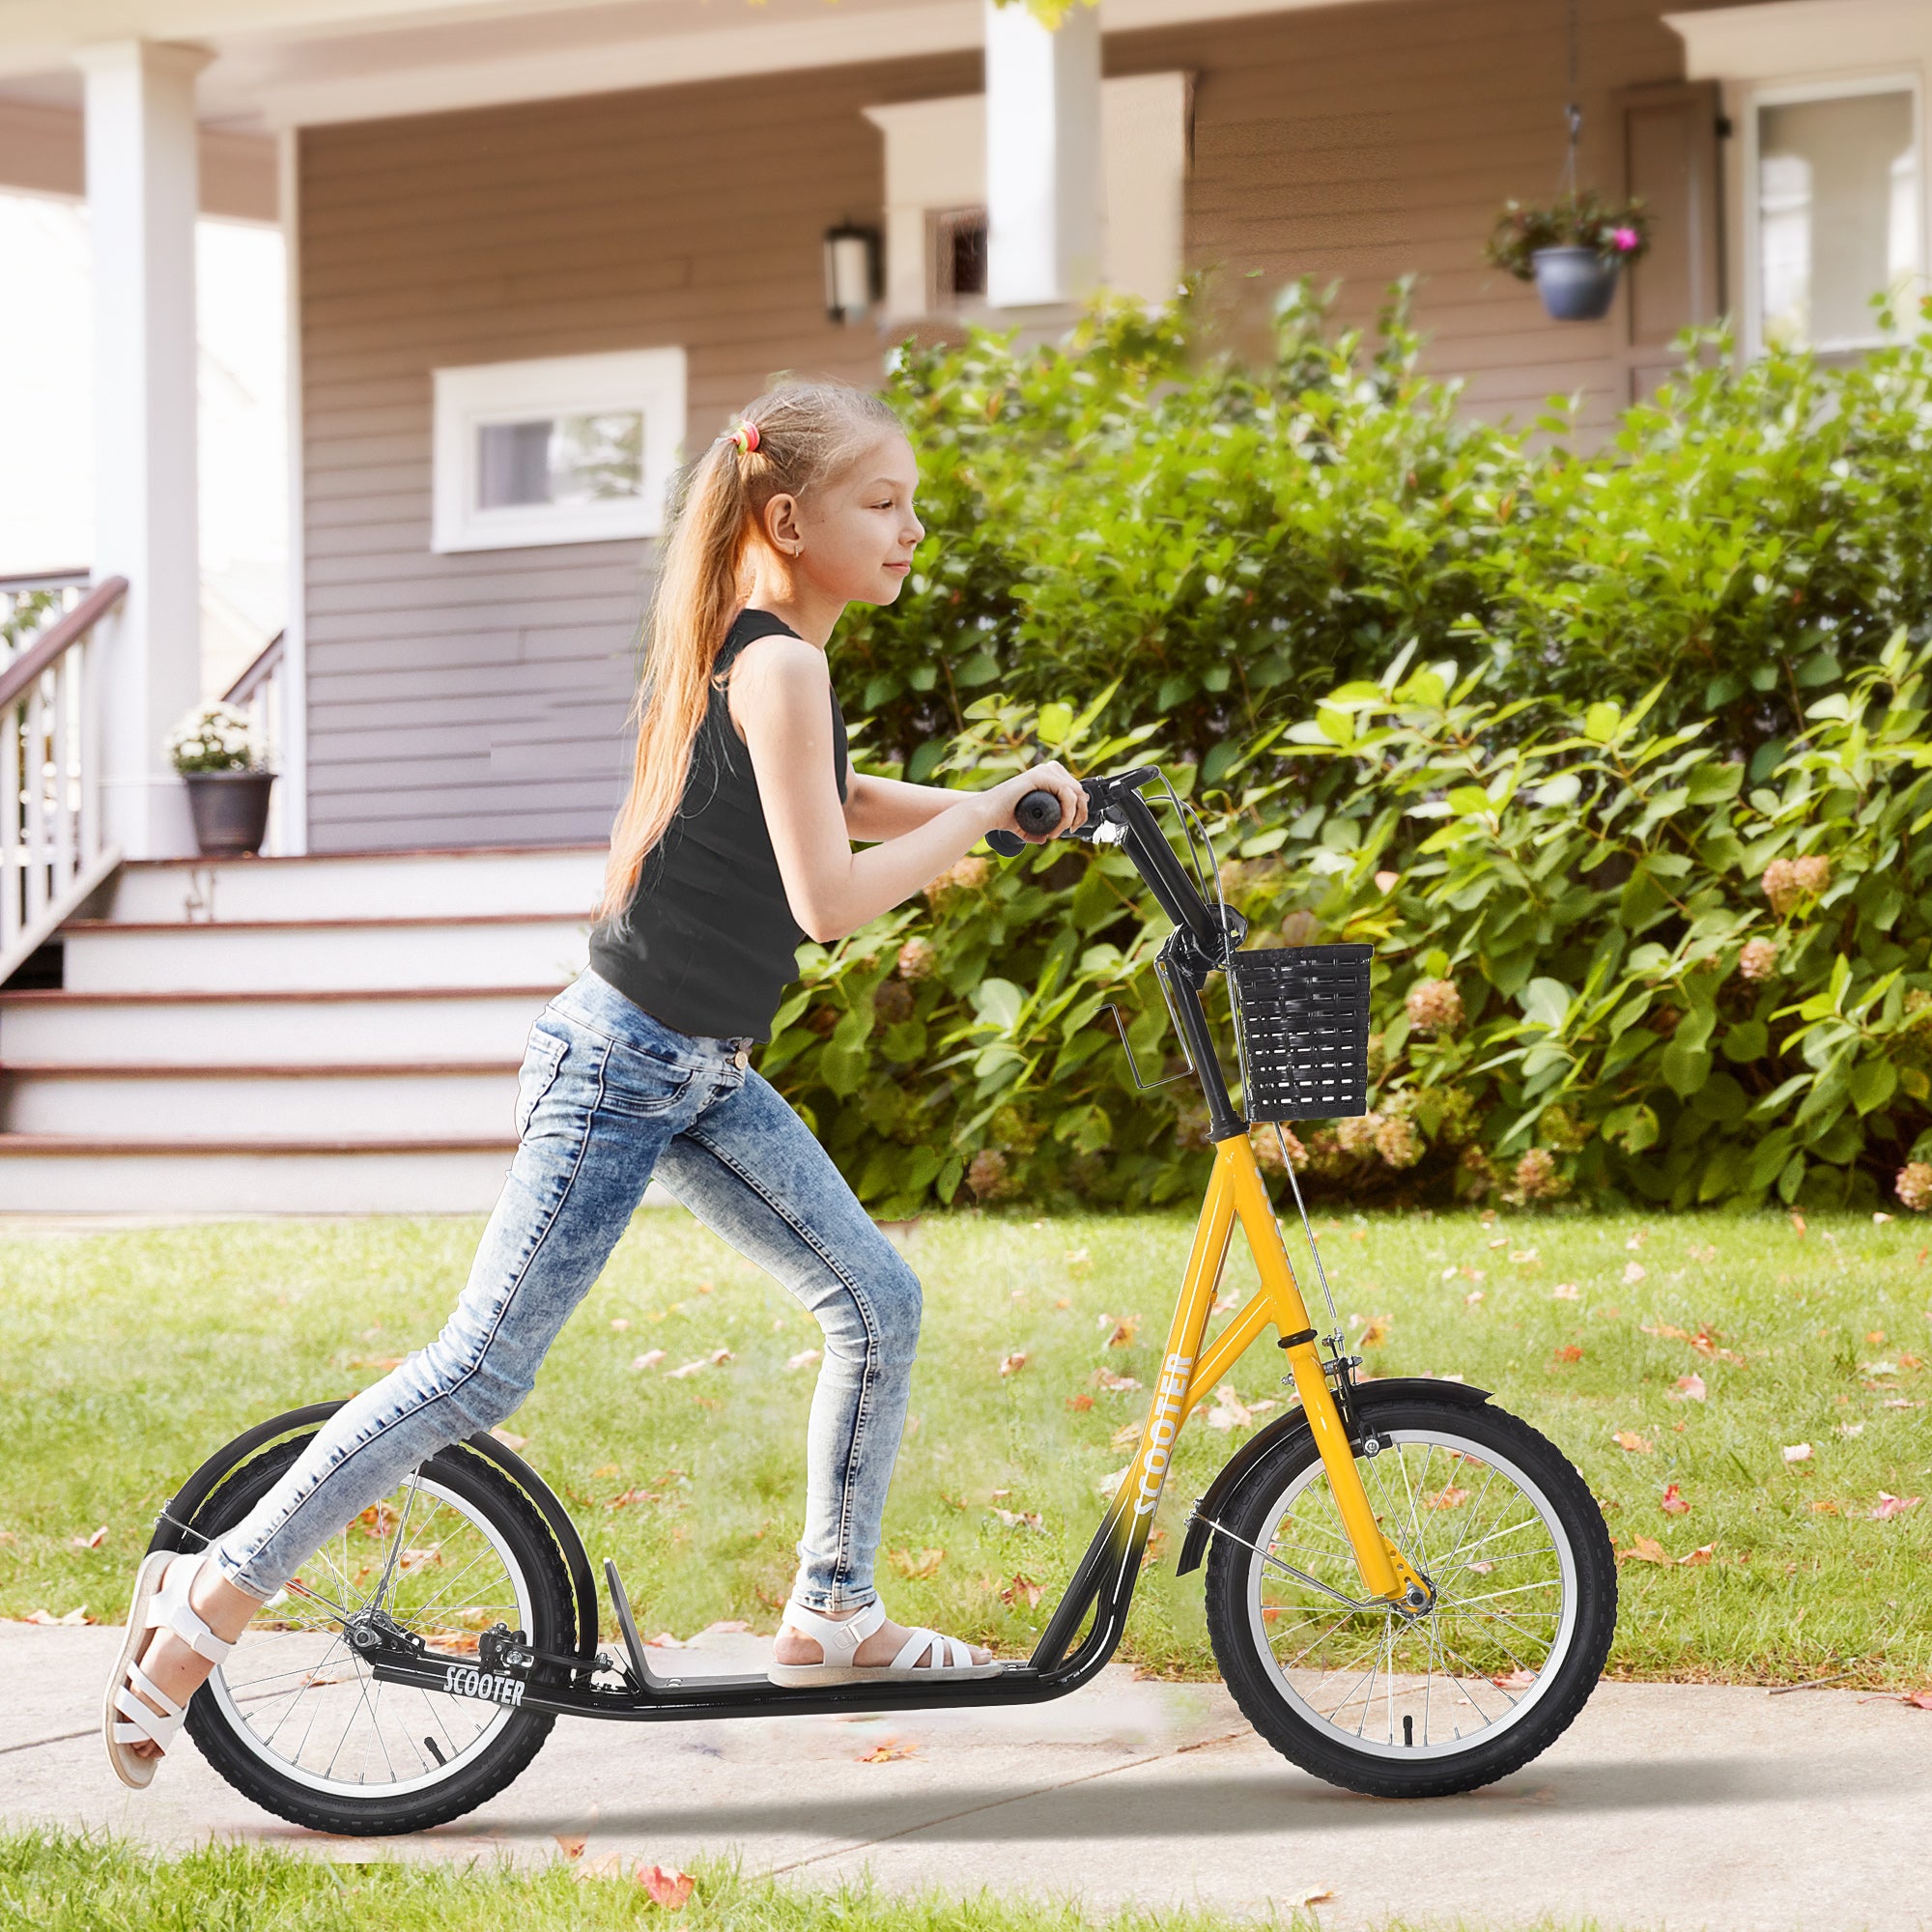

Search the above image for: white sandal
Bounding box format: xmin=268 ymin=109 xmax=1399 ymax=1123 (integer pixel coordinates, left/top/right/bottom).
xmin=767 ymin=1597 xmax=1002 ymax=1687
xmin=101 ymin=1548 xmax=235 ymax=1789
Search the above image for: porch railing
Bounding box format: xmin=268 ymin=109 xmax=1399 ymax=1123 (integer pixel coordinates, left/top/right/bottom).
xmin=0 ymin=576 xmax=128 ymax=986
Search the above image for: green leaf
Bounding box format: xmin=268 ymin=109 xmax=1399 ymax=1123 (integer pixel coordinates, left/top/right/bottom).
xmin=1661 ymin=1042 xmax=1712 ymax=1098
xmin=972 ymin=978 xmax=1025 ymax=1031
xmin=1583 ymin=701 xmax=1621 ymax=743
xmin=1687 ymin=761 xmax=1745 ymax=805
xmin=1036 ymin=701 xmax=1075 ymax=746
xmin=954 ymin=650 xmax=1000 ymax=688
xmin=1520 ymin=978 xmax=1572 ymax=1031
xmin=1720 ymin=1019 xmax=1768 ymax=1063
xmin=1849 ymin=1057 xmax=1897 ymax=1116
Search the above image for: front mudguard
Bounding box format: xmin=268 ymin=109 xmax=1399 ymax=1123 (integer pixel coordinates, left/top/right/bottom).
xmin=147 ymin=1398 xmax=602 ymax=1660
xmin=1175 ymin=1376 xmax=1493 ymax=1577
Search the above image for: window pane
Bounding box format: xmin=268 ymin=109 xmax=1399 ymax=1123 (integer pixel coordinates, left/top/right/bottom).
xmin=1758 ymin=90 xmax=1918 ymax=351
xmin=475 ymin=411 xmax=644 ymax=510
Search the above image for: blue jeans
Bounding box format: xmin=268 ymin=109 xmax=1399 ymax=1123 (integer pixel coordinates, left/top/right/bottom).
xmin=212 ymin=966 xmax=923 ymax=1615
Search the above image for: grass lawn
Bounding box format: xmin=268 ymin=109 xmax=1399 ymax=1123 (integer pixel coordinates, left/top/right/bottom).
xmin=0 ymin=1206 xmax=1926 ymax=1688
xmin=0 ymin=1829 xmax=1614 ymax=1932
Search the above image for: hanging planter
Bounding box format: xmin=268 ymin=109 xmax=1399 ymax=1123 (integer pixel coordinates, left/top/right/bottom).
xmin=1485 ymin=3 xmax=1653 ymax=324
xmin=1487 ymin=193 xmax=1651 ymax=321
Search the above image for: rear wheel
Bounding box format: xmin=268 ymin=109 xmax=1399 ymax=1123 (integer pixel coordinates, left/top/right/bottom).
xmin=1204 ymin=1396 xmax=1616 ymax=1798
xmin=176 ymin=1431 xmax=573 ymax=1834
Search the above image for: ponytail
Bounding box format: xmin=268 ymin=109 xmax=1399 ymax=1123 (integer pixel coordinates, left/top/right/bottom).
xmin=594 ymin=379 xmax=903 ymax=927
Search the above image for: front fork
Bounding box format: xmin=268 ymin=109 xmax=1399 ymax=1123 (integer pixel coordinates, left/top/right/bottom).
xmin=1130 ymin=1133 xmax=1428 ymax=1609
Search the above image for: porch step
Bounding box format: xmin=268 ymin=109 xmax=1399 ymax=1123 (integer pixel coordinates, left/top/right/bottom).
xmin=0 ymin=987 xmax=564 ymax=1065
xmin=59 ymin=913 xmax=592 ymax=994
xmin=0 ymin=844 xmax=680 ymax=1217
xmin=101 ymin=844 xmax=607 ymax=924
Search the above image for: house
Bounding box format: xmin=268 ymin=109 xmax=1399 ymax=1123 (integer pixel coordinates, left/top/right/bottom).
xmin=0 ymin=0 xmax=1920 ymax=1213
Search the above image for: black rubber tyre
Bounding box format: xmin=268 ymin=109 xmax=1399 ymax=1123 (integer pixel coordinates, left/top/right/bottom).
xmin=1205 ymin=1396 xmax=1616 ymax=1799
xmin=176 ymin=1431 xmax=572 ymax=1835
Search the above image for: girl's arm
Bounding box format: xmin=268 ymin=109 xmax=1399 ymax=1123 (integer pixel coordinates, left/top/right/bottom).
xmin=841 ymin=770 xmax=967 ymax=842
xmin=735 ymin=636 xmax=1086 ymax=945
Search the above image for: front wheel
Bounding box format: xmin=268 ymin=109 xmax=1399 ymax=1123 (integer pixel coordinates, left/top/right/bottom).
xmin=1204 ymin=1395 xmax=1616 ymax=1798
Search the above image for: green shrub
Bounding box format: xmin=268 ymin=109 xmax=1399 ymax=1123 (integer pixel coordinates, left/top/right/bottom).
xmin=783 ymin=283 xmax=1932 ymax=1215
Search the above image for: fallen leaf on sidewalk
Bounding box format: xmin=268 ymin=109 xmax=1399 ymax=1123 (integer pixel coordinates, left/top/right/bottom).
xmin=1491 ymin=1667 xmax=1535 ymax=1690
xmin=1902 ymin=1690 xmax=1932 ymax=1711
xmin=858 ymin=1741 xmax=917 ymax=1763
xmin=553 ymin=1833 xmax=586 ymax=1861
xmin=643 ymin=1632 xmax=686 ymax=1649
xmin=636 ymin=1862 xmax=695 ymax=1908
xmin=1299 ymin=1889 xmax=1335 ymax=1908
xmin=693 ymin=1620 xmax=752 ymax=1637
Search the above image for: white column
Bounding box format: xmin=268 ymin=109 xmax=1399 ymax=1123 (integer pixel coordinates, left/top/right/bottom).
xmin=76 ymin=40 xmax=211 ymax=862
xmin=983 ymin=0 xmax=1102 ymax=310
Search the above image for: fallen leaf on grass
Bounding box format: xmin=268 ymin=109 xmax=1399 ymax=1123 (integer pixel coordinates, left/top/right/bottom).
xmin=631 ymin=1350 xmax=668 ymax=1372
xmin=1782 ymin=1442 xmax=1813 ymax=1464
xmin=397 ymin=1545 xmax=442 ymax=1573
xmin=70 ymin=1525 xmax=108 ymax=1550
xmin=1065 ymin=1393 xmax=1094 ymax=1411
xmin=1790 ymin=1211 xmax=1806 ymax=1237
xmin=1207 ymin=1385 xmax=1254 ymax=1431
xmin=1097 ymin=1466 xmax=1128 ymax=1500
xmin=637 ymin=1863 xmax=695 ymax=1908
xmin=355 ymin=1502 xmax=400 ymax=1537
xmin=1552 ymin=1283 xmax=1580 ymax=1301
xmin=1660 ymin=1484 xmax=1690 ymax=1515
xmin=889 ymin=1548 xmax=944 ymax=1579
xmin=1110 ymin=1421 xmax=1142 ymax=1449
xmin=1612 ymin=1431 xmax=1654 ymax=1455
xmin=1618 ymin=1537 xmax=1670 ymax=1565
xmin=1104 ymin=1317 xmax=1140 ymax=1350
xmin=1000 ymin=1574 xmax=1043 ymax=1607
xmin=990 ymin=1508 xmax=1044 ymax=1532
xmin=1809 ymin=1500 xmax=1841 ymax=1517
xmin=1623 ymin=1263 xmax=1647 ymax=1285
xmin=1553 ymin=1346 xmax=1584 ymax=1364
xmin=858 ymin=1741 xmax=917 ymax=1763
xmin=1679 ymin=1544 xmax=1716 ymax=1566
xmin=1065 ymin=1247 xmax=1093 ymax=1276
xmin=665 ymin=1350 xmax=732 ymax=1380
xmin=610 ymin=1318 xmax=631 ymax=1333
xmin=348 ymin=1354 xmax=407 ymax=1371
xmin=1358 ymin=1316 xmax=1391 ymax=1349
xmin=998 ymin=1351 xmax=1029 ymax=1377
xmin=1424 ymin=1486 xmax=1470 ymax=1510
xmin=1871 ymin=1493 xmax=1921 ymax=1520
xmin=1093 ymin=1368 xmax=1142 ymax=1392
xmin=1667 ymin=1373 xmax=1707 ymax=1403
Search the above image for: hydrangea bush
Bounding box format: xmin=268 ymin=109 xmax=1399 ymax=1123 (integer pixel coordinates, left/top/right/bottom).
xmin=772 ymin=283 xmax=1932 ymax=1216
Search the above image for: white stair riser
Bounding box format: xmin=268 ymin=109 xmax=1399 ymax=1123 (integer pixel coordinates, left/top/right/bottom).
xmin=0 ymin=995 xmax=556 ymax=1066
xmin=105 ymin=850 xmax=608 ymax=925
xmin=0 ymin=1151 xmax=678 ymax=1216
xmin=5 ymin=1071 xmax=522 ymax=1140
xmin=63 ymin=922 xmax=591 ymax=994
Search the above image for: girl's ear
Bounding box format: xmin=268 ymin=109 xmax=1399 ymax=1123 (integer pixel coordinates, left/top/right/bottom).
xmin=762 ymin=491 xmax=804 ymax=554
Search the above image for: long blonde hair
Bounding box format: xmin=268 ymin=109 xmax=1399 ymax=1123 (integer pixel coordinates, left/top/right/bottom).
xmin=595 ymin=379 xmax=904 ymax=927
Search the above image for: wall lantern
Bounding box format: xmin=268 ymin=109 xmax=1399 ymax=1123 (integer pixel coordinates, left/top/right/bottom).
xmin=823 ymin=219 xmax=882 ymax=325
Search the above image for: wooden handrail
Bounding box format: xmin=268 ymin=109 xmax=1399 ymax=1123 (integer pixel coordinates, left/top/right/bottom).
xmin=223 ymin=628 xmax=285 ymax=705
xmin=0 ymin=576 xmax=128 ymax=711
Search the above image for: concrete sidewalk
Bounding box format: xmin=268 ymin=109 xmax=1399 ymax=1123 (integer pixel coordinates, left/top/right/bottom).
xmin=3 ymin=1625 xmax=1924 ymax=1930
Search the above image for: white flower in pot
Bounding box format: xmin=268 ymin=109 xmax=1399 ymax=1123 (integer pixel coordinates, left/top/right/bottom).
xmin=167 ymin=702 xmax=276 ymax=857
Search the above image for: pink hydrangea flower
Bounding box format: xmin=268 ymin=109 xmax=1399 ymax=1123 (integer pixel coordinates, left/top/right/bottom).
xmin=1611 ymin=226 xmax=1640 ymax=252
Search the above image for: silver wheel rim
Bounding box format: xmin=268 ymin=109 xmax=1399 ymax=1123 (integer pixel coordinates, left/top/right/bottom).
xmin=1241 ymin=1426 xmax=1578 ymax=1760
xmin=209 ymin=1470 xmax=533 ymax=1798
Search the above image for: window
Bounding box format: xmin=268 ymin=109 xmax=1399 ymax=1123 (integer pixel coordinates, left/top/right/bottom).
xmin=431 ymin=348 xmax=686 ymax=553
xmin=1748 ymin=79 xmax=1921 ymax=355
xmin=930 ymin=206 xmax=989 ymax=304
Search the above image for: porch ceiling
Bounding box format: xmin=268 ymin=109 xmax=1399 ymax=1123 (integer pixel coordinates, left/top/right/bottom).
xmin=0 ymin=0 xmax=1379 ymax=133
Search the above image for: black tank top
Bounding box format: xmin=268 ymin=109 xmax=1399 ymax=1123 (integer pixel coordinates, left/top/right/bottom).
xmin=587 ymin=609 xmax=849 ymax=1043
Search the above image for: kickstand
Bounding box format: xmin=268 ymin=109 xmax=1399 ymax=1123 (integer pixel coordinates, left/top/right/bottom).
xmin=604 ymin=1558 xmax=668 ymax=1691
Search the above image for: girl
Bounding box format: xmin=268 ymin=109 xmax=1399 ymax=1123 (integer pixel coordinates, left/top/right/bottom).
xmin=104 ymin=378 xmax=1088 ymax=1784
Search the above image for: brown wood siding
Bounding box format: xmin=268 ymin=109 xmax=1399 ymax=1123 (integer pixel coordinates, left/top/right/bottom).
xmin=299 ymin=0 xmax=1747 ymax=852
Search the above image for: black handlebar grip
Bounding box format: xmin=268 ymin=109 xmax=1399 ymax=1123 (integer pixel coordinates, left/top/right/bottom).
xmin=986 ymin=786 xmax=1066 ymax=858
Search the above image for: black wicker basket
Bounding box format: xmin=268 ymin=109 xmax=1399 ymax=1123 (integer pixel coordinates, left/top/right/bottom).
xmin=1226 ymin=942 xmax=1374 ymax=1122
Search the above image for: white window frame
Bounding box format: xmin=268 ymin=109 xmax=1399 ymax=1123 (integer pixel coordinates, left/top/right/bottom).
xmin=430 ymin=346 xmax=686 ymax=554
xmin=862 ymin=72 xmax=1190 ymax=326
xmin=1738 ymin=70 xmax=1925 ymax=359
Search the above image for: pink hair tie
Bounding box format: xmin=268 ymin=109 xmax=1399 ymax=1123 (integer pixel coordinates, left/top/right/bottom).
xmin=729 ymin=418 xmax=760 ymax=454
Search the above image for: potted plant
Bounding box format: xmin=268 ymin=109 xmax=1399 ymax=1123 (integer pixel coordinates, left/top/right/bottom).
xmin=1486 ymin=190 xmax=1652 ymax=322
xmin=167 ymin=702 xmax=276 ymax=857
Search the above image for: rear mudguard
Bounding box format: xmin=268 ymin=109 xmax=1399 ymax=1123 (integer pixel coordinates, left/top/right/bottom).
xmin=1175 ymin=1376 xmax=1493 ymax=1577
xmin=148 ymin=1399 xmax=601 ymax=1661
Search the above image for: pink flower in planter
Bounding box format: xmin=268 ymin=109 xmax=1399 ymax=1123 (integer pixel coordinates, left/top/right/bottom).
xmin=1611 ymin=226 xmax=1640 ymax=253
